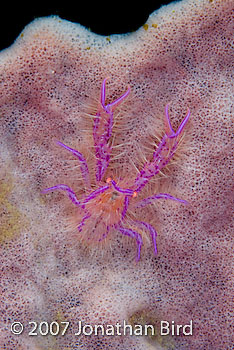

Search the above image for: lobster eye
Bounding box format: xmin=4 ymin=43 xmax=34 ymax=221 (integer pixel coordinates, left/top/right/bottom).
xmin=111 ymin=191 xmax=119 ymax=200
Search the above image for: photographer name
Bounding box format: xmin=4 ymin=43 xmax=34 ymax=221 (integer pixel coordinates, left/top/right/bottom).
xmin=75 ymin=320 xmax=193 ymax=336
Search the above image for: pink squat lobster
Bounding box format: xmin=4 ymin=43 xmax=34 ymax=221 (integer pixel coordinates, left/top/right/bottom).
xmin=43 ymin=78 xmax=190 ymax=261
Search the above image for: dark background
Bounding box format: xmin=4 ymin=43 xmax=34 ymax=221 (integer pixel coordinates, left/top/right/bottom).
xmin=0 ymin=1 xmax=174 ymax=50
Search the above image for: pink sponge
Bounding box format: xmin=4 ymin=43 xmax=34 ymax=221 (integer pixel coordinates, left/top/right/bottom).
xmin=0 ymin=0 xmax=233 ymax=349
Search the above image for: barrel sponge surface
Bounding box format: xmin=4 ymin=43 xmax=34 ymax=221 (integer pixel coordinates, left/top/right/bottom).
xmin=0 ymin=0 xmax=233 ymax=349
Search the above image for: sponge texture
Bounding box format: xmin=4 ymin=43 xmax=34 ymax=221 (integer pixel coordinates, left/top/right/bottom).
xmin=0 ymin=0 xmax=233 ymax=349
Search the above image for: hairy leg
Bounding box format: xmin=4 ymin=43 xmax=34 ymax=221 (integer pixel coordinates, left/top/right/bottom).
xmin=98 ymin=225 xmax=110 ymax=242
xmin=93 ymin=79 xmax=130 ymax=181
xmin=42 ymin=184 xmax=81 ymax=207
xmin=134 ymin=220 xmax=158 ymax=255
xmin=136 ymin=192 xmax=188 ymax=208
xmin=165 ymin=104 xmax=190 ymax=138
xmin=56 ymin=141 xmax=91 ymax=190
xmin=118 ymin=226 xmax=143 ymax=261
xmin=134 ymin=106 xmax=190 ymax=192
xmin=77 ymin=212 xmax=91 ymax=232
